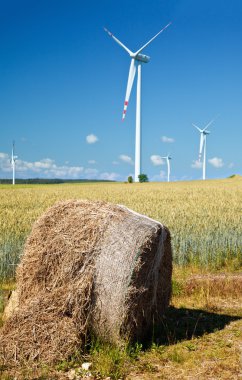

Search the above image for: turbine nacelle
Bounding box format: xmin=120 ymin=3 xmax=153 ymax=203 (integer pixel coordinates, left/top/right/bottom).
xmin=192 ymin=116 xmax=218 ymax=180
xmin=11 ymin=141 xmax=17 ymax=164
xmin=161 ymin=155 xmax=171 ymax=182
xmin=10 ymin=155 xmax=17 ymax=164
xmin=161 ymin=155 xmax=171 ymax=161
xmin=131 ymin=53 xmax=150 ymax=63
xmin=192 ymin=124 xmax=210 ymax=135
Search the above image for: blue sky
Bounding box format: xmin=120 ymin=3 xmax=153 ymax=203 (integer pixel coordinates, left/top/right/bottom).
xmin=0 ymin=0 xmax=241 ymax=181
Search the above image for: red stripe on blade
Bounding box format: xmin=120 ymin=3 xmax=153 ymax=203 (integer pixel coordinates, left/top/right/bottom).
xmin=124 ymin=101 xmax=128 ymax=106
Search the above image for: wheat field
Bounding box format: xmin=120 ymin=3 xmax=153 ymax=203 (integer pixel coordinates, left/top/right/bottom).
xmin=0 ymin=177 xmax=241 ymax=280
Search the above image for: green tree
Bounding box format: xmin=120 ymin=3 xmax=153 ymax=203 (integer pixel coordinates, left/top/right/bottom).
xmin=138 ymin=174 xmax=149 ymax=183
xmin=127 ymin=175 xmax=133 ymax=183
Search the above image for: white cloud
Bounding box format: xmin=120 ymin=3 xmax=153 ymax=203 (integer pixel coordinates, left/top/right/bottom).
xmin=228 ymin=162 xmax=234 ymax=169
xmin=83 ymin=168 xmax=99 ymax=179
xmin=0 ymin=152 xmax=84 ymax=179
xmin=0 ymin=153 xmax=12 ymax=172
xmin=42 ymin=165 xmax=84 ymax=178
xmin=84 ymin=168 xmax=98 ymax=175
xmin=39 ymin=161 xmax=84 ymax=178
xmin=100 ymin=172 xmax=120 ymax=181
xmin=88 ymin=160 xmax=96 ymax=164
xmin=161 ymin=136 xmax=175 ymax=143
xmin=179 ymin=175 xmax=193 ymax=181
xmin=14 ymin=158 xmax=56 ymax=173
xmin=86 ymin=134 xmax=98 ymax=144
xmin=151 ymin=170 xmax=167 ymax=181
xmin=150 ymin=155 xmax=165 ymax=166
xmin=208 ymin=157 xmax=224 ymax=168
xmin=0 ymin=151 xmax=121 ymax=181
xmin=119 ymin=155 xmax=134 ymax=165
xmin=191 ymin=159 xmax=202 ymax=169
xmin=112 ymin=161 xmax=119 ymax=165
xmin=0 ymin=153 xmax=8 ymax=159
xmin=33 ymin=158 xmax=55 ymax=169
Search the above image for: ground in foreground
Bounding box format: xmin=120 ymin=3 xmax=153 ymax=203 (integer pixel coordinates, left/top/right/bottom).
xmin=0 ymin=267 xmax=241 ymax=380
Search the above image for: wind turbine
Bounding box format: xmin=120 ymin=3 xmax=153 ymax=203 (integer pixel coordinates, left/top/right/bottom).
xmin=192 ymin=118 xmax=215 ymax=180
xmin=104 ymin=23 xmax=171 ymax=182
xmin=10 ymin=141 xmax=17 ymax=185
xmin=161 ymin=154 xmax=171 ymax=182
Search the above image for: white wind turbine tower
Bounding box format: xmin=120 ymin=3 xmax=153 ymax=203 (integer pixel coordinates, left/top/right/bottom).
xmin=104 ymin=23 xmax=171 ymax=182
xmin=192 ymin=118 xmax=215 ymax=180
xmin=161 ymin=154 xmax=171 ymax=182
xmin=10 ymin=141 xmax=17 ymax=185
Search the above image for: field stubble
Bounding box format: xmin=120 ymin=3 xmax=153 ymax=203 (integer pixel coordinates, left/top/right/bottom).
xmin=0 ymin=267 xmax=241 ymax=380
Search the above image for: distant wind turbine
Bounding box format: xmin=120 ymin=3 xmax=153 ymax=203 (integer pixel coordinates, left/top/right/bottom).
xmin=161 ymin=154 xmax=171 ymax=182
xmin=192 ymin=118 xmax=216 ymax=180
xmin=104 ymin=23 xmax=171 ymax=182
xmin=10 ymin=141 xmax=17 ymax=185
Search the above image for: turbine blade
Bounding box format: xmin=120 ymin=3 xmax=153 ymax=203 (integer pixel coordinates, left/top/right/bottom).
xmin=203 ymin=114 xmax=220 ymax=131
xmin=122 ymin=59 xmax=137 ymax=121
xmin=104 ymin=27 xmax=132 ymax=55
xmin=134 ymin=22 xmax=171 ymax=56
xmin=11 ymin=143 xmax=14 ymax=161
xmin=167 ymin=160 xmax=170 ymax=174
xmin=199 ymin=134 xmax=204 ymax=160
xmin=192 ymin=123 xmax=202 ymax=133
xmin=203 ymin=118 xmax=214 ymax=131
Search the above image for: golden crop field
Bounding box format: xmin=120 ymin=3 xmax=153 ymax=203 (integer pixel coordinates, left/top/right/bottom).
xmin=0 ymin=177 xmax=241 ymax=280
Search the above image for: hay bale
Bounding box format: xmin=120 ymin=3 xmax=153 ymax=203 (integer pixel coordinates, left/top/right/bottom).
xmin=0 ymin=200 xmax=172 ymax=365
xmin=2 ymin=289 xmax=19 ymax=322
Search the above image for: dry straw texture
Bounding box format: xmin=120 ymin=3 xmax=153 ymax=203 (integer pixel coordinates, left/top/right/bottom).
xmin=0 ymin=200 xmax=172 ymax=365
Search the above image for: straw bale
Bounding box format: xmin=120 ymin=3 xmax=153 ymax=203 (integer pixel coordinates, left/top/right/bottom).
xmin=2 ymin=289 xmax=19 ymax=322
xmin=0 ymin=200 xmax=172 ymax=365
